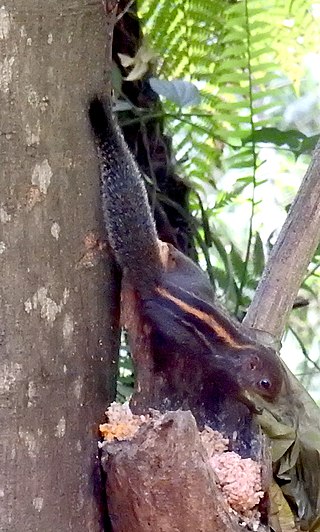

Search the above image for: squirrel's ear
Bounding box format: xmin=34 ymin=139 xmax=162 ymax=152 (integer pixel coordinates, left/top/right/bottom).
xmin=88 ymin=97 xmax=162 ymax=295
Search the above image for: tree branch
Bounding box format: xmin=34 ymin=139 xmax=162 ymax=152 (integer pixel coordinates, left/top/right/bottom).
xmin=244 ymin=141 xmax=320 ymax=338
xmin=244 ymin=142 xmax=320 ymax=529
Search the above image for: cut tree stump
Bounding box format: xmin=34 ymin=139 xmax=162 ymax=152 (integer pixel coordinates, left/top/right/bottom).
xmin=101 ymin=410 xmax=252 ymax=532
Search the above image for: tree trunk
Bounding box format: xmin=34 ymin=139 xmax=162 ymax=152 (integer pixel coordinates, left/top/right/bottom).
xmin=0 ymin=1 xmax=119 ymax=530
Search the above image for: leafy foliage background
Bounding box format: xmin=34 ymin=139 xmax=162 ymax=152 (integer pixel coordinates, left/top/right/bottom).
xmin=130 ymin=0 xmax=320 ymax=399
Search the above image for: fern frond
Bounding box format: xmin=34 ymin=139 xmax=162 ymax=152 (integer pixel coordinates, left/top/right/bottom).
xmin=138 ymin=0 xmax=317 ymax=306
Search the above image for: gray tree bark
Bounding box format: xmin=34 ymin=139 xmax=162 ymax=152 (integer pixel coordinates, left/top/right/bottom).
xmin=0 ymin=1 xmax=119 ymax=530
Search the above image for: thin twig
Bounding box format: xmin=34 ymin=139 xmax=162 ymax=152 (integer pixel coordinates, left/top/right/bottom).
xmin=289 ymin=326 xmax=320 ymax=373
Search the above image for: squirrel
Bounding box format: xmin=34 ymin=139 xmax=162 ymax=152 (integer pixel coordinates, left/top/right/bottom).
xmin=88 ymin=96 xmax=285 ymax=415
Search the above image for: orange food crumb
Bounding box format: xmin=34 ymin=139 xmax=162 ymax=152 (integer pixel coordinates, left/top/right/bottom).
xmin=99 ymin=402 xmax=149 ymax=442
xmin=99 ymin=421 xmax=138 ymax=441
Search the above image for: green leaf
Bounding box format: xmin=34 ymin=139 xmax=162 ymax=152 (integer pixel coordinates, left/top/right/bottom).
xmin=298 ymin=134 xmax=320 ymax=155
xmin=230 ymin=245 xmax=246 ymax=283
xmin=243 ymin=127 xmax=306 ymax=150
xmin=116 ymin=382 xmax=134 ymax=402
xmin=253 ymin=233 xmax=265 ymax=277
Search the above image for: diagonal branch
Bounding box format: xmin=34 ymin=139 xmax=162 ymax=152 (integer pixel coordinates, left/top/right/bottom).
xmin=244 ymin=141 xmax=320 ymax=529
xmin=244 ymin=141 xmax=320 ymax=338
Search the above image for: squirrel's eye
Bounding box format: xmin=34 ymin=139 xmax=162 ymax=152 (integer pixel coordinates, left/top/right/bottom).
xmin=259 ymin=378 xmax=271 ymax=390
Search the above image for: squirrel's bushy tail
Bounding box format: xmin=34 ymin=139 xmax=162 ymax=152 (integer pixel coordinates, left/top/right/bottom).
xmin=89 ymin=97 xmax=162 ymax=292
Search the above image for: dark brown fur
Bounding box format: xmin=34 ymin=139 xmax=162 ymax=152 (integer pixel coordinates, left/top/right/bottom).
xmin=89 ymin=97 xmax=285 ymax=414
